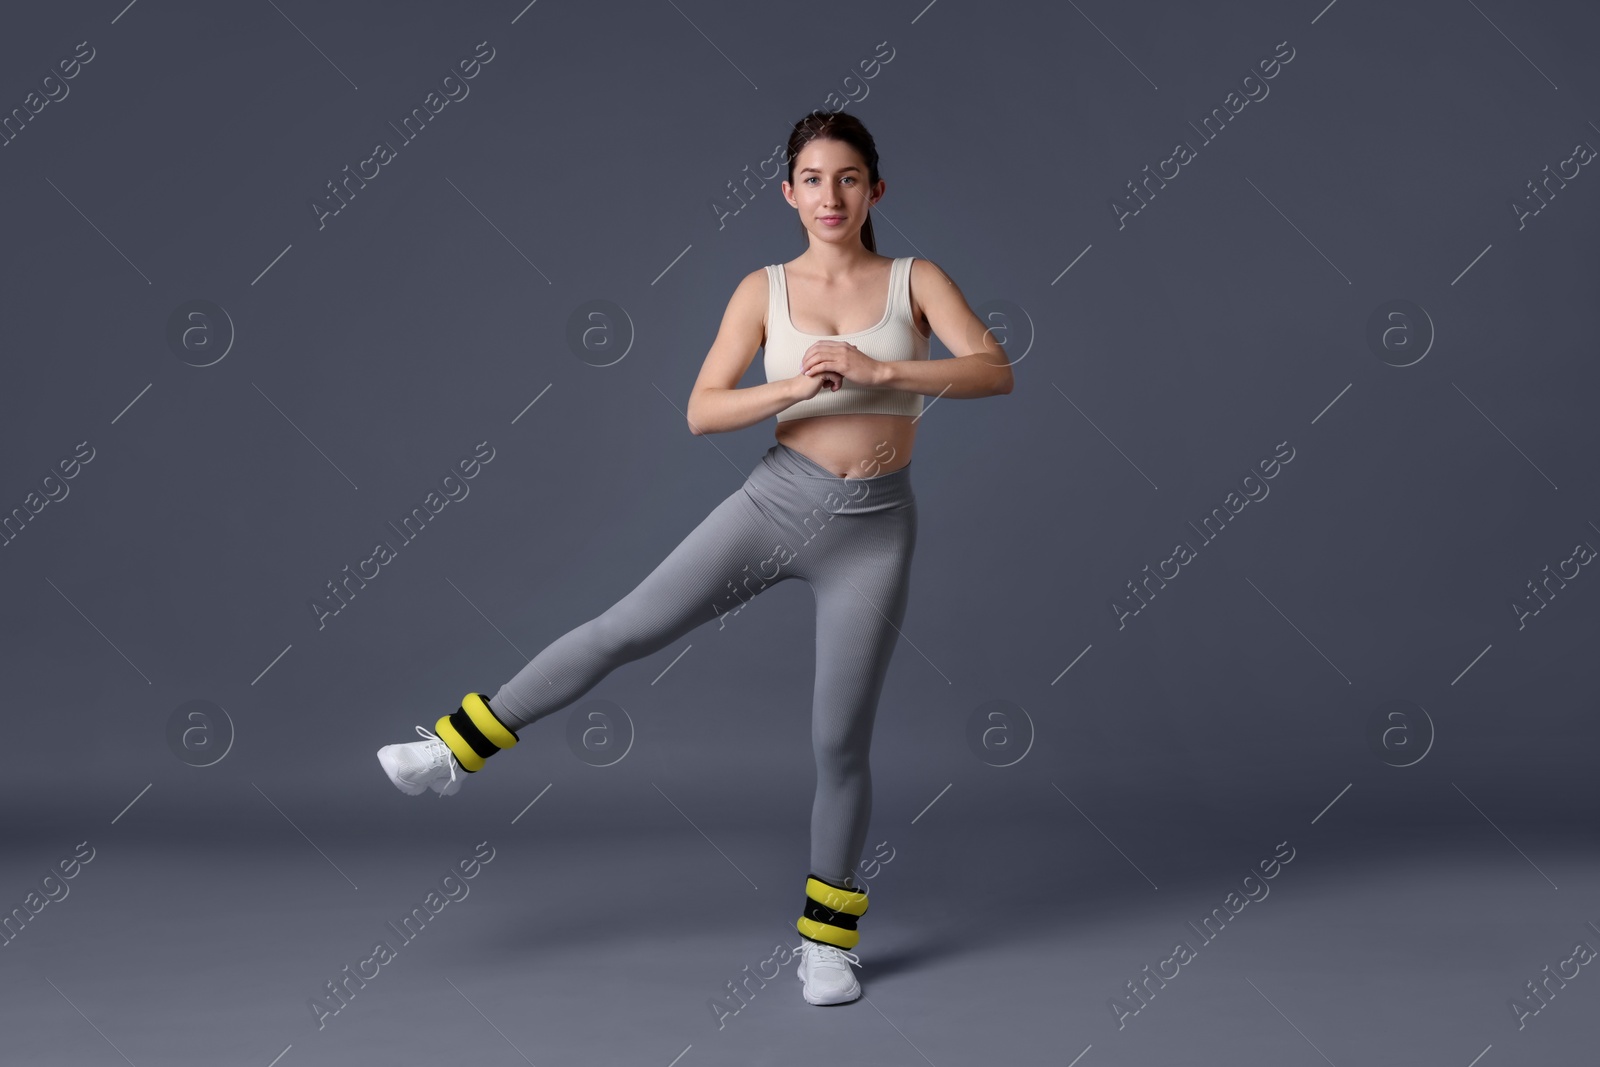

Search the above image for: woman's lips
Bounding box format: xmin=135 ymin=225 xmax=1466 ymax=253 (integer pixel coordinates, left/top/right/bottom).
xmin=820 ymin=216 xmax=845 ymax=225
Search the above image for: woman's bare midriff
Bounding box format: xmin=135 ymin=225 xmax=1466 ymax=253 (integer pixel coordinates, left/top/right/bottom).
xmin=774 ymin=413 xmax=916 ymax=479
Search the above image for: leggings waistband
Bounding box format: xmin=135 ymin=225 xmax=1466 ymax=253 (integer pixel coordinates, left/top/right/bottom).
xmin=750 ymin=444 xmax=915 ymax=515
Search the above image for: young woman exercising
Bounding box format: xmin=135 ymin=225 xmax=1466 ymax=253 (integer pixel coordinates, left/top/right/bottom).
xmin=377 ymin=109 xmax=1012 ymax=1006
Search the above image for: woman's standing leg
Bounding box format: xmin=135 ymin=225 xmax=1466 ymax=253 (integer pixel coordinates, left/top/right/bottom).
xmin=802 ymin=501 xmax=917 ymax=894
xmin=789 ymin=494 xmax=916 ymax=1010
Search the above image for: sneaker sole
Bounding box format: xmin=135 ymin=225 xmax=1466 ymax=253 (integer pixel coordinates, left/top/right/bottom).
xmin=800 ymin=982 xmax=861 ymax=1005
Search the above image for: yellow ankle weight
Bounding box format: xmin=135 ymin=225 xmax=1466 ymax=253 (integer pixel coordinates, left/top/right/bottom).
xmin=796 ymin=874 xmax=869 ymax=949
xmin=434 ymin=692 xmax=518 ymax=773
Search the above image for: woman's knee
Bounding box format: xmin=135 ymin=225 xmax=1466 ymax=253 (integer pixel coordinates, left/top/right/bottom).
xmin=586 ymin=600 xmax=696 ymax=664
xmin=583 ymin=608 xmax=644 ymax=662
xmin=813 ymin=718 xmax=874 ymax=774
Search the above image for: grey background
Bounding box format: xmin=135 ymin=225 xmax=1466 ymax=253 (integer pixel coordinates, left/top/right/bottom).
xmin=2 ymin=1 xmax=1596 ymax=1064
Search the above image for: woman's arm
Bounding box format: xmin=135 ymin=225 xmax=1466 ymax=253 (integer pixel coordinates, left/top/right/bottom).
xmin=686 ymin=270 xmax=830 ymax=435
xmin=874 ymin=350 xmax=1011 ymax=399
xmin=905 ymin=259 xmax=1015 ymax=396
xmin=689 ymin=378 xmax=809 ymax=436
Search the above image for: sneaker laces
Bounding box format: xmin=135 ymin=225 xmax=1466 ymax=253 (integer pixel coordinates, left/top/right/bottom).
xmin=413 ymin=725 xmax=458 ymax=792
xmin=806 ymin=942 xmax=861 ymax=973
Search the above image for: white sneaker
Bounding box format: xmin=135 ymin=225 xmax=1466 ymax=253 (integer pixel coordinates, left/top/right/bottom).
xmin=796 ymin=940 xmax=862 ymax=1005
xmin=377 ymin=726 xmax=464 ymax=797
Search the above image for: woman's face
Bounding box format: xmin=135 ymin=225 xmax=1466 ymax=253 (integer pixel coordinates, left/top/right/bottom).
xmin=783 ymin=138 xmax=883 ymax=246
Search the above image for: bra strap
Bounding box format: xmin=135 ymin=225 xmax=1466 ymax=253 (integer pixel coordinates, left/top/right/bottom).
xmin=766 ymin=263 xmax=782 ymax=342
xmin=894 ymin=257 xmax=914 ymax=322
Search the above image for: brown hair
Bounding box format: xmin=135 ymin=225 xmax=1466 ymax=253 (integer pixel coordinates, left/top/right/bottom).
xmin=786 ymin=110 xmax=881 ymax=253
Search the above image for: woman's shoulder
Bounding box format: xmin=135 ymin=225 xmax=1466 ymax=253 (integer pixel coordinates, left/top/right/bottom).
xmin=735 ymin=263 xmax=776 ymax=290
xmin=906 ymin=257 xmax=944 ymax=331
xmin=726 ymin=266 xmax=775 ymax=340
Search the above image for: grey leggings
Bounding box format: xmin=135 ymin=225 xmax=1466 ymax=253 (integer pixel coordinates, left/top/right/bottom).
xmin=487 ymin=443 xmax=917 ymax=886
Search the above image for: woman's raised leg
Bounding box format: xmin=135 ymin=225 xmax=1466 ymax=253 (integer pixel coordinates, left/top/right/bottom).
xmin=487 ymin=486 xmax=791 ymax=731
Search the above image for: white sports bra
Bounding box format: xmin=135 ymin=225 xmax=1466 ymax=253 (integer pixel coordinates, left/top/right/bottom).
xmin=763 ymin=256 xmax=929 ymax=423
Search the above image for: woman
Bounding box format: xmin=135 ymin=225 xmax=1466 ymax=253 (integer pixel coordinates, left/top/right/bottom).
xmin=377 ymin=110 xmax=1012 ymax=1006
